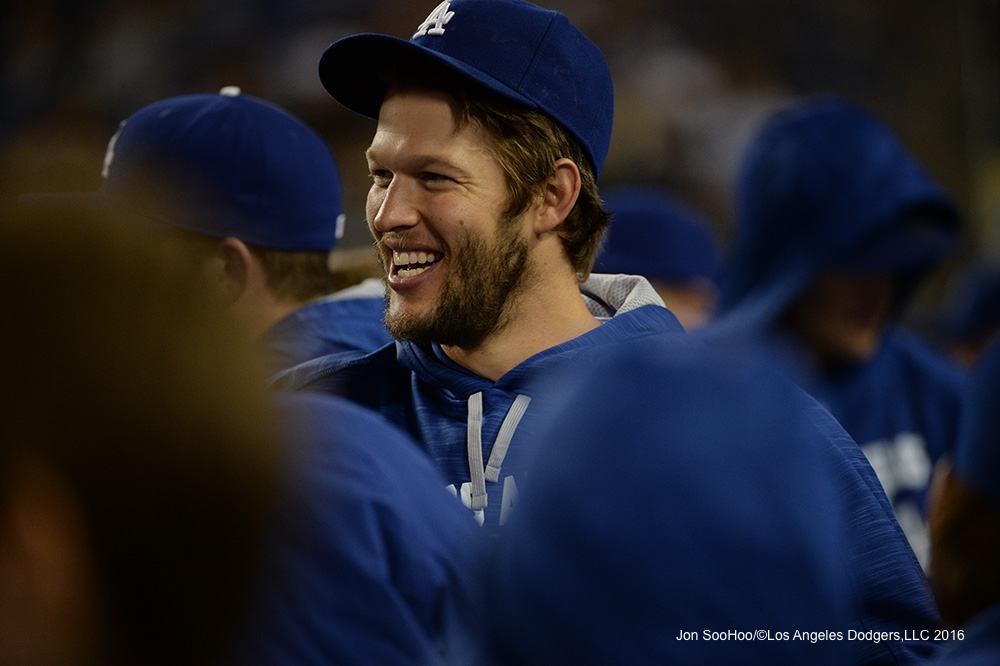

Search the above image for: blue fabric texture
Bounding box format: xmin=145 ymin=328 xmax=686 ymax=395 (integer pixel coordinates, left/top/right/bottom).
xmin=456 ymin=342 xmax=897 ymax=664
xmin=700 ymin=96 xmax=967 ymax=561
xmin=230 ymin=392 xmax=478 ymax=666
xmin=260 ymin=285 xmax=392 ymax=371
xmin=275 ymin=291 xmax=684 ymax=533
xmin=318 ymin=0 xmax=614 ymax=176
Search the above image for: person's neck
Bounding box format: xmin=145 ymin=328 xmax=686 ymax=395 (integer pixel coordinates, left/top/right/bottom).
xmin=441 ymin=270 xmax=601 ymax=382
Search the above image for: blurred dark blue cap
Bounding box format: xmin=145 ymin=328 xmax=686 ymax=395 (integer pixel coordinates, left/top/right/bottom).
xmin=593 ymin=185 xmax=718 ymax=283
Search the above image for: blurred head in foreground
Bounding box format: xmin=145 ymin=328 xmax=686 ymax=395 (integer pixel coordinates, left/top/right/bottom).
xmin=0 ymin=198 xmax=279 ymax=666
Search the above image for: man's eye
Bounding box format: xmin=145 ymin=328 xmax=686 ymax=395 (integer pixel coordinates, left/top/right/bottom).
xmin=420 ymin=172 xmax=451 ymax=183
xmin=369 ymin=170 xmax=392 ymax=186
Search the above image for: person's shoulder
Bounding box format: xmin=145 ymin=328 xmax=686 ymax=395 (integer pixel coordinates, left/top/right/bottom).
xmin=289 ymin=295 xmax=385 ymax=327
xmin=307 ymin=279 xmax=387 ymax=318
xmin=275 ymin=392 xmax=442 ymax=492
xmin=262 ymin=282 xmax=391 ymax=367
xmin=540 ymin=331 xmax=824 ymax=439
xmin=272 ymin=391 xmax=475 ymax=533
xmin=268 ymin=342 xmax=401 ymax=393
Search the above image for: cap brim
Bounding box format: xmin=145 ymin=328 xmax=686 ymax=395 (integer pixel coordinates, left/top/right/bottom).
xmin=836 ymin=224 xmax=960 ymax=274
xmin=318 ymin=33 xmax=537 ymax=120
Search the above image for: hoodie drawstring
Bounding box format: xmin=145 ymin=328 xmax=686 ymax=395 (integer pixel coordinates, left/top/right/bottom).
xmin=466 ymin=392 xmax=532 ymax=511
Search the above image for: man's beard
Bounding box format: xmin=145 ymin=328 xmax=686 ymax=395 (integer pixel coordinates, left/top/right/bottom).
xmin=381 ymin=216 xmax=530 ymax=350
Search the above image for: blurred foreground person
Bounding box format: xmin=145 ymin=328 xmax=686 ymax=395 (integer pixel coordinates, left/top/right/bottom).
xmin=927 ymin=338 xmax=1000 ymax=665
xmin=593 ymin=184 xmax=718 ymax=331
xmin=231 ymin=390 xmax=477 ymax=666
xmin=0 ymin=199 xmax=280 ymax=666
xmin=2 ymin=197 xmax=479 ymax=666
xmin=457 ymin=343 xmax=861 ymax=665
xmin=703 ymin=96 xmax=966 ymax=566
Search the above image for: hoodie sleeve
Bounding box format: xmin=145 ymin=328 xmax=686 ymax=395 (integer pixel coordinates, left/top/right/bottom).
xmin=229 ymin=393 xmax=478 ymax=666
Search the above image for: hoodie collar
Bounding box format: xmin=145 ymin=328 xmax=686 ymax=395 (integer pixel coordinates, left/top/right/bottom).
xmin=396 ymin=273 xmax=673 ymax=397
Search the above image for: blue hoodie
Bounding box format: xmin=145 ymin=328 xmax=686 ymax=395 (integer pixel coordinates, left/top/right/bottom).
xmin=276 ymin=273 xmax=942 ymax=663
xmin=260 ymin=278 xmax=392 ymax=371
xmin=456 ymin=343 xmax=868 ymax=665
xmin=702 ymin=96 xmax=966 ymax=566
xmin=274 ymin=274 xmax=680 ymax=531
xmin=230 ymin=392 xmax=478 ymax=666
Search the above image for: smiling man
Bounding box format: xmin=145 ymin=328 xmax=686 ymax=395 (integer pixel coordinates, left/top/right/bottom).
xmin=276 ymin=3 xmax=944 ymax=662
xmin=277 ymin=0 xmax=668 ymax=527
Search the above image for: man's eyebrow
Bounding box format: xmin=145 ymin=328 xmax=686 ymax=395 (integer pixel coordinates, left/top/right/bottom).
xmin=365 ymin=147 xmax=471 ymax=178
xmin=413 ymin=155 xmax=470 ymax=176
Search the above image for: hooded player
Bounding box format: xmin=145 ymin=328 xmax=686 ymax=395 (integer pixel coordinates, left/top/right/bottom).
xmin=702 ymin=96 xmax=967 ymax=567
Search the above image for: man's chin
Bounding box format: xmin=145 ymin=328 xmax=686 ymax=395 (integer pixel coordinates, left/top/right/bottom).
xmin=385 ymin=308 xmax=429 ymax=343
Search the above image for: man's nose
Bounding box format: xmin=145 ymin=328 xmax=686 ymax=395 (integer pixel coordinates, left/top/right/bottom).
xmin=369 ymin=179 xmax=420 ymax=234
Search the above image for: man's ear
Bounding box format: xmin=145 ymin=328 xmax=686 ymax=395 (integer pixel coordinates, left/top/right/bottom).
xmin=217 ymin=237 xmax=255 ymax=304
xmin=534 ymin=158 xmax=581 ymax=236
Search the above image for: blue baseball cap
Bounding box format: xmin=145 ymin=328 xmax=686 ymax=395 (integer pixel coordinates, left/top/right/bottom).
xmin=317 ymin=0 xmax=614 ymax=177
xmin=33 ymin=88 xmax=345 ymax=251
xmin=593 ymin=185 xmax=718 ymax=284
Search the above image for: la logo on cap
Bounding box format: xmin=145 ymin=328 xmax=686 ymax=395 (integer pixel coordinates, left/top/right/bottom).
xmin=413 ymin=0 xmax=455 ymax=37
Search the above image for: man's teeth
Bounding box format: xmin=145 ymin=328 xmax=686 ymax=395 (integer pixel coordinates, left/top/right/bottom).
xmin=393 ymin=251 xmax=439 ymax=277
xmin=394 ymin=251 xmax=438 ymax=266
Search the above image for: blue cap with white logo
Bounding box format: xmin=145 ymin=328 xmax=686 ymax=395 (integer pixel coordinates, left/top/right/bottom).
xmin=318 ymin=0 xmax=614 ymax=177
xmin=95 ymin=87 xmax=345 ymax=251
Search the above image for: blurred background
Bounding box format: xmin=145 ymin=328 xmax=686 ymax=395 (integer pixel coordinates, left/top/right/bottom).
xmin=3 ymin=0 xmax=999 ymax=273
